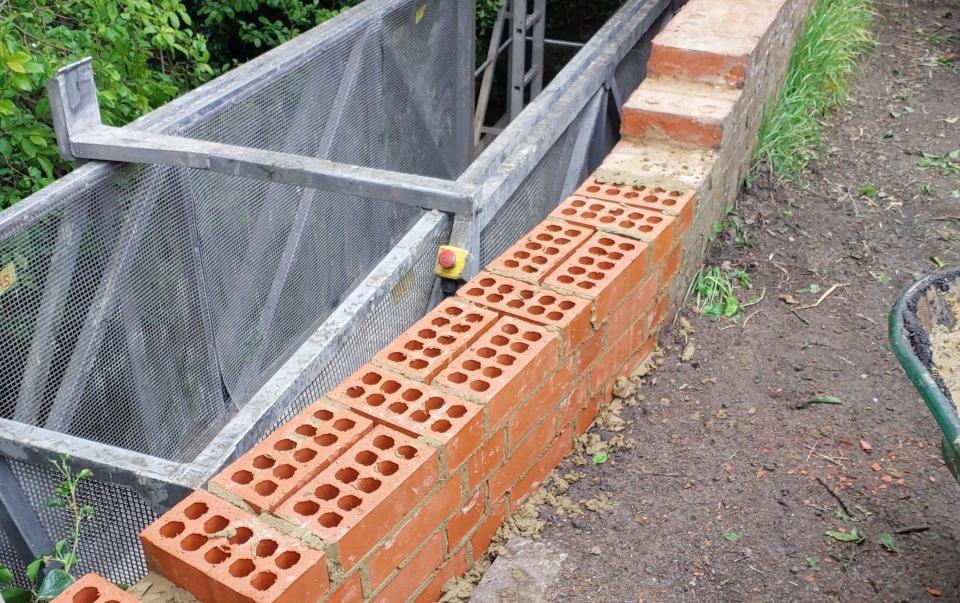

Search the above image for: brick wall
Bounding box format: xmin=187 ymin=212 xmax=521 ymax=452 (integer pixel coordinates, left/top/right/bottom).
xmin=56 ymin=0 xmax=815 ymax=601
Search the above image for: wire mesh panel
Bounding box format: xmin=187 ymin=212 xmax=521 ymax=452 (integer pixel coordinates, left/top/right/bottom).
xmin=479 ymin=107 xmax=587 ymax=265
xmin=7 ymin=458 xmax=157 ymax=586
xmin=0 ymin=166 xmax=225 ymax=462
xmin=270 ymin=218 xmax=451 ymax=432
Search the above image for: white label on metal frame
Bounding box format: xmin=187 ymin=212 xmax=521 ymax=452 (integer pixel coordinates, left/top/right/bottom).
xmin=0 ymin=261 xmax=16 ymax=295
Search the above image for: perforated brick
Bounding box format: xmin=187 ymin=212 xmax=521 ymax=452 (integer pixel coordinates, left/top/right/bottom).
xmin=550 ymin=196 xmax=676 ymax=261
xmin=327 ymin=366 xmax=483 ymax=472
xmin=140 ymin=490 xmax=328 ymax=603
xmin=487 ymin=219 xmax=594 ymax=284
xmin=543 ymin=231 xmax=649 ymax=321
xmin=371 ymin=298 xmax=499 ymax=383
xmin=575 ymin=176 xmax=696 ymax=231
xmin=434 ymin=317 xmax=558 ymax=426
xmin=457 ymin=272 xmax=592 ymax=353
xmin=270 ymin=425 xmax=439 ymax=571
xmin=209 ymin=401 xmax=372 ymax=514
xmin=53 ymin=573 xmax=140 ymax=603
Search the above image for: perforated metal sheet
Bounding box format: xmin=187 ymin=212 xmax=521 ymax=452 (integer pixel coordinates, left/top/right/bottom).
xmin=0 ymin=165 xmax=225 ymax=462
xmin=0 ymin=0 xmax=466 ymax=462
xmin=7 ymin=458 xmax=157 ymax=586
xmin=479 ymin=107 xmax=587 ymax=265
xmin=270 ymin=218 xmax=450 ymax=431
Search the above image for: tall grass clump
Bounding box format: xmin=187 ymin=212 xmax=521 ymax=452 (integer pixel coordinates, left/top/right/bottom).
xmin=753 ymin=0 xmax=875 ymax=179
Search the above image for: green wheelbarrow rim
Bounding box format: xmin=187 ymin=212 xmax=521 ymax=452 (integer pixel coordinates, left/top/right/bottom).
xmin=889 ymin=268 xmax=960 ymax=482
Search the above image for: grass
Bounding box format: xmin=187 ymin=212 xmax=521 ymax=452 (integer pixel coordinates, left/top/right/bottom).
xmin=752 ymin=0 xmax=875 ymax=179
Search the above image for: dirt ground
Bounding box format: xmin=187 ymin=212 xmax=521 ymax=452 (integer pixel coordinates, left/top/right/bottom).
xmin=536 ymin=1 xmax=960 ymax=601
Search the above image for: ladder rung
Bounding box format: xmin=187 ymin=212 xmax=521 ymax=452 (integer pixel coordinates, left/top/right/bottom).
xmin=522 ymin=67 xmax=541 ymax=86
xmin=525 ymin=9 xmax=543 ymax=28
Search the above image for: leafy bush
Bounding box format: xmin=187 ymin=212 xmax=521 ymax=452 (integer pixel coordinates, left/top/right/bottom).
xmin=0 ymin=0 xmax=213 ymax=210
xmin=189 ymin=0 xmax=360 ymax=65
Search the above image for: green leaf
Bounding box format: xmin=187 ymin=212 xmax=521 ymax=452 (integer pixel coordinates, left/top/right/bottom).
xmin=0 ymin=566 xmax=12 ymax=584
xmin=77 ymin=468 xmax=93 ymax=480
xmin=5 ymin=51 xmax=31 ymax=74
xmin=36 ymin=568 xmax=73 ymax=600
xmin=879 ymin=532 xmax=898 ymax=553
xmin=804 ymin=555 xmax=820 ymax=570
xmin=825 ymin=528 xmax=863 ymax=543
xmin=808 ymin=395 xmax=844 ymax=405
xmin=859 ymin=185 xmax=877 ymax=196
xmin=44 ymin=497 xmax=64 ymax=509
xmin=0 ymin=99 xmax=16 ymax=116
xmin=25 ymin=559 xmax=43 ymax=584
xmin=592 ymin=451 xmax=608 ymax=465
xmin=723 ymin=531 xmax=742 ymax=543
xmin=871 ymin=271 xmax=892 ymax=285
xmin=1 ymin=587 xmax=33 ymax=603
xmin=930 ymin=256 xmax=946 ymax=269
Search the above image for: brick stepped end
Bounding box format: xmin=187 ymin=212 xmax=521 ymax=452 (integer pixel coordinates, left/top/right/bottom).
xmin=594 ymin=140 xmax=717 ymax=192
xmin=648 ymin=0 xmax=786 ymax=88
xmin=621 ymin=77 xmax=741 ymax=148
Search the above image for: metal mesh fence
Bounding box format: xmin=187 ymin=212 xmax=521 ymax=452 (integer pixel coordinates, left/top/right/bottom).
xmin=271 ymin=218 xmax=450 ymax=431
xmin=479 ymin=107 xmax=587 ymax=265
xmin=0 ymin=0 xmax=467 ymax=463
xmin=6 ymin=459 xmax=157 ymax=586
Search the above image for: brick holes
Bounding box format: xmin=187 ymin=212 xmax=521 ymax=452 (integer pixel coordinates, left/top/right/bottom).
xmin=140 ymin=490 xmax=328 ymax=603
xmin=329 ymin=366 xmax=484 ymax=472
xmin=209 ymin=402 xmax=372 ymax=514
xmin=487 ymin=219 xmax=593 ymax=284
xmin=457 ymin=272 xmax=592 ymax=351
xmin=373 ymin=298 xmax=499 ymax=383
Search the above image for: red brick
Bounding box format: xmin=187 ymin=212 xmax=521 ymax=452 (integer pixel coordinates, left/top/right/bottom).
xmin=372 ymin=298 xmax=499 ymax=383
xmin=372 ymin=533 xmax=443 ymax=603
xmin=649 ymin=45 xmax=748 ymax=88
xmin=621 ymin=81 xmax=738 ymax=149
xmin=574 ymin=322 xmax=606 ymax=375
xmin=543 ymin=231 xmax=648 ymax=322
xmin=487 ymin=219 xmax=594 ymax=284
xmin=328 ymin=366 xmax=483 ymax=473
xmin=575 ymin=395 xmax=602 ymax=435
xmin=551 ymin=196 xmax=675 ymax=262
xmin=53 ymin=573 xmax=139 ymax=603
xmin=660 ymin=245 xmax=683 ymax=287
xmin=323 ymin=573 xmax=362 ymax=603
xmin=605 ymin=274 xmax=657 ymax=341
xmin=507 ymin=358 xmax=572 ymax=448
xmin=510 ymin=427 xmax=574 ymax=507
xmin=367 ymin=476 xmax=462 ymax=589
xmin=648 ymin=295 xmax=671 ymax=333
xmin=557 ymin=378 xmax=589 ymax=432
xmin=209 ymin=401 xmax=372 ymax=514
xmin=271 ymin=425 xmax=438 ymax=571
xmin=446 ymin=489 xmax=484 ymax=553
xmin=575 ymin=176 xmax=696 ymax=232
xmin=458 ymin=272 xmax=593 ymax=354
xmin=141 ymin=490 xmax=328 ymax=603
xmin=435 ymin=317 xmax=558 ymax=427
xmin=489 ymin=417 xmax=555 ymax=502
xmin=466 ymin=430 xmax=506 ymax=491
xmin=470 ymin=500 xmax=506 ymax=562
xmin=414 ymin=548 xmax=467 ymax=603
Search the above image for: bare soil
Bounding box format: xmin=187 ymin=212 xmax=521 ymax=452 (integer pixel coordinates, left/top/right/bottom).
xmin=537 ymin=0 xmax=960 ymax=600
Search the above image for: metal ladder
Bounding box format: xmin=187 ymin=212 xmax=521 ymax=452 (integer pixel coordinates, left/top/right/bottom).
xmin=473 ymin=0 xmax=548 ymax=150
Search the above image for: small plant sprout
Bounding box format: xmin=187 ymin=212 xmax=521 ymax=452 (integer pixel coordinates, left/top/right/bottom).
xmin=0 ymin=455 xmax=96 ymax=602
xmin=686 ymin=266 xmax=759 ymax=321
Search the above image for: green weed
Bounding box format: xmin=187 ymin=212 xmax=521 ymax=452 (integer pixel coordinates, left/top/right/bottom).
xmin=917 ymin=149 xmax=960 ymax=177
xmin=687 ymin=266 xmax=754 ymax=320
xmin=753 ymin=0 xmax=875 ymax=179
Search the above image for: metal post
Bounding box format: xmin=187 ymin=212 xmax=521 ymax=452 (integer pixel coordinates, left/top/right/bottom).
xmin=508 ymin=0 xmax=527 ymax=121
xmin=0 ymin=457 xmax=54 ymax=563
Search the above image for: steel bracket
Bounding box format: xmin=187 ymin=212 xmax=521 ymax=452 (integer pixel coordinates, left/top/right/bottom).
xmin=47 ymin=58 xmax=478 ymax=217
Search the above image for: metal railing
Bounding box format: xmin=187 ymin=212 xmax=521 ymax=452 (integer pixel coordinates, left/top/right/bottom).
xmin=0 ymin=0 xmax=674 ymax=586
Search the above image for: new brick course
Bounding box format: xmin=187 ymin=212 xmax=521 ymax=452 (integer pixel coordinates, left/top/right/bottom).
xmin=134 ymin=0 xmax=814 ymax=599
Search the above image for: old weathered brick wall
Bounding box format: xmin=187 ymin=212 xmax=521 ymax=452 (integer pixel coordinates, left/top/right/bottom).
xmin=55 ymin=1 xmax=815 ymax=601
